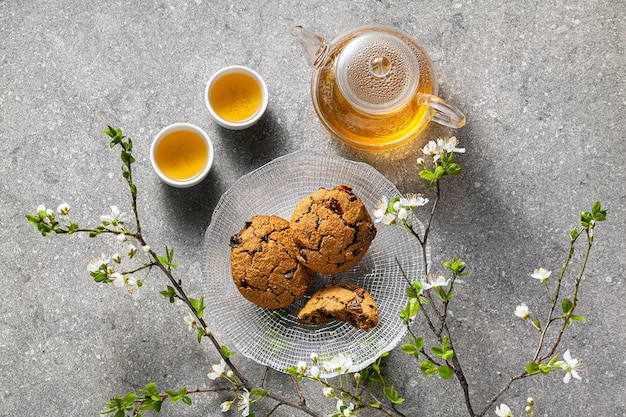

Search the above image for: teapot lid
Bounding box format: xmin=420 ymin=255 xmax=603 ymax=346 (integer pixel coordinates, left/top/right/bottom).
xmin=336 ymin=32 xmax=419 ymax=114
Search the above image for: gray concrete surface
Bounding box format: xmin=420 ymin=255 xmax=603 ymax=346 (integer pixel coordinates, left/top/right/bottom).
xmin=1 ymin=0 xmax=625 ymax=416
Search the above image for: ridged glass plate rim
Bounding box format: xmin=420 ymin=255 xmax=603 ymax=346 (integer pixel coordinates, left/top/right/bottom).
xmin=203 ymin=150 xmax=426 ymax=377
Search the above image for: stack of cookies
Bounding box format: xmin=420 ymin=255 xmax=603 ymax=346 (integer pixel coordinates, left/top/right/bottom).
xmin=229 ymin=184 xmax=379 ymax=331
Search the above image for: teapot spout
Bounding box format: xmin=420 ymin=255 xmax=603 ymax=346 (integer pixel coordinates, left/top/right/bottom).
xmin=292 ymin=26 xmax=329 ymax=69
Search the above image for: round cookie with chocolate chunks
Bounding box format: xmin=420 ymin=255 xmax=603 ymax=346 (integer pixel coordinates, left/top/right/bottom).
xmin=290 ymin=184 xmax=377 ymax=274
xmin=297 ymin=283 xmax=379 ymax=331
xmin=230 ymin=215 xmax=313 ymax=309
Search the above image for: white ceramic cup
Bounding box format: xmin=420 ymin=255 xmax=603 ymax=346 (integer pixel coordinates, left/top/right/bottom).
xmin=150 ymin=123 xmax=214 ymax=188
xmin=205 ymin=65 xmax=268 ymax=130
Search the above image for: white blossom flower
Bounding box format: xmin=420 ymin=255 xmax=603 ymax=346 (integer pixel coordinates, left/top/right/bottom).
xmin=111 ymin=272 xmax=125 ymax=288
xmin=372 ymin=196 xmax=389 ymax=223
xmin=336 ymin=400 xmax=355 ymax=416
xmin=100 ymin=205 xmax=127 ymax=230
xmin=220 ymin=400 xmax=233 ymax=412
xmin=238 ymin=389 xmax=251 ymax=417
xmin=531 ymin=268 xmax=551 ymax=283
xmin=125 ymin=243 xmax=137 ymax=258
xmin=182 ymin=312 xmax=196 ymax=331
xmin=323 ymin=387 xmax=334 ymax=398
xmin=381 ymin=212 xmax=397 ymax=225
xmin=57 ymin=203 xmax=70 ymax=215
xmin=310 ymin=352 xmax=319 ymax=364
xmin=208 ymin=358 xmax=226 ymax=380
xmin=125 ymin=276 xmax=140 ymax=300
xmin=421 ymin=140 xmax=442 ymax=160
xmin=112 ymin=253 xmax=121 ymax=264
xmin=422 ymin=137 xmax=465 ymax=162
xmin=37 ymin=204 xmax=46 ymax=214
xmin=310 ymin=366 xmax=320 ymax=378
xmin=46 ymin=208 xmax=55 ymax=218
xmin=495 ymin=403 xmax=512 ymax=416
xmin=560 ymin=349 xmax=582 ymax=383
xmin=402 ymin=193 xmax=429 ymax=208
xmin=297 ymin=360 xmax=307 ymax=375
xmin=514 ymin=303 xmax=530 ymax=319
xmin=322 ymin=354 xmax=352 ymax=374
xmin=396 ymin=205 xmax=409 ymax=221
xmin=87 ymin=253 xmax=110 ymax=272
xmin=441 ymin=136 xmax=465 ymax=154
xmin=422 ymin=274 xmax=451 ymax=290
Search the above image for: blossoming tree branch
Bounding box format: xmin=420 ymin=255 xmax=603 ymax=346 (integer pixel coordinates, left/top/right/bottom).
xmin=26 ymin=127 xmax=606 ymax=417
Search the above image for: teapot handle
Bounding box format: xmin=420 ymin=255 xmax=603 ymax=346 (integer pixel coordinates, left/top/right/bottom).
xmin=417 ymin=94 xmax=466 ymax=129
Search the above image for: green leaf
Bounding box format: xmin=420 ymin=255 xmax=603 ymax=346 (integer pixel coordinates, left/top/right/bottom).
xmin=442 ymin=350 xmax=454 ymax=361
xmin=433 ymin=165 xmax=446 ymax=180
xmin=430 ymin=346 xmax=444 ymax=357
xmin=383 ymin=385 xmax=404 ymax=404
xmin=182 ymin=396 xmax=192 ymax=406
xmin=419 ymin=360 xmax=437 ymax=376
xmin=419 ymin=169 xmax=436 ymax=181
xmin=197 ymin=327 xmax=204 ymax=343
xmin=570 ymin=227 xmax=580 ymax=240
xmin=525 ymin=361 xmax=540 ymax=375
xmin=562 ymin=298 xmax=573 ymax=314
xmin=220 ymin=345 xmax=235 ymax=358
xmin=446 ymin=163 xmax=461 ymax=176
xmin=570 ymin=314 xmax=586 ymax=323
xmin=401 ymin=344 xmax=418 ymax=355
xmin=251 ymin=388 xmax=267 ymax=397
xmin=438 ymin=365 xmax=454 ymax=379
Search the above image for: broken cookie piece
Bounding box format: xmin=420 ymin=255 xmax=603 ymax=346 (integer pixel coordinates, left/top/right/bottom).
xmin=297 ymin=283 xmax=379 ymax=331
xmin=230 ymin=215 xmax=313 ymax=309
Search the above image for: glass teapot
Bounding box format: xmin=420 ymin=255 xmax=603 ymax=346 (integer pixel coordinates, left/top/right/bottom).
xmin=293 ymin=25 xmax=466 ymax=151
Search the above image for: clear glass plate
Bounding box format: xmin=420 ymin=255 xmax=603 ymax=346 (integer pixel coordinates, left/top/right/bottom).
xmin=203 ymin=150 xmax=426 ymax=376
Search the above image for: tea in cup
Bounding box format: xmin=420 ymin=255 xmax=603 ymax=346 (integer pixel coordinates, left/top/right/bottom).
xmin=150 ymin=123 xmax=214 ymax=188
xmin=205 ymin=66 xmax=268 ymax=130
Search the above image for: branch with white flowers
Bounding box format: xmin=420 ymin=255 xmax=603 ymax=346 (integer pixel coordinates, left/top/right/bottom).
xmin=371 ymin=137 xmax=607 ymax=417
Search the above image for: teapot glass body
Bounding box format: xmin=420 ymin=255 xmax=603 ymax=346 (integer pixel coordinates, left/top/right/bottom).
xmin=294 ymin=26 xmax=465 ymax=151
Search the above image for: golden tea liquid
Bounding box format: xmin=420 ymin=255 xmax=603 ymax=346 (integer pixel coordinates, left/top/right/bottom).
xmin=154 ymin=129 xmax=208 ymax=181
xmin=310 ymin=28 xmax=438 ymax=150
xmin=209 ymin=72 xmax=263 ymax=122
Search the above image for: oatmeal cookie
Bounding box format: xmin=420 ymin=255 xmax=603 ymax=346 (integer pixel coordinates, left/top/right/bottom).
xmin=230 ymin=215 xmax=313 ymax=309
xmin=290 ymin=184 xmax=376 ymax=274
xmin=297 ymin=283 xmax=379 ymax=331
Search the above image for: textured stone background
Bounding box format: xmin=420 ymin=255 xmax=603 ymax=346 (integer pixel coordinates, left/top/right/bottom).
xmin=1 ymin=0 xmax=624 ymax=416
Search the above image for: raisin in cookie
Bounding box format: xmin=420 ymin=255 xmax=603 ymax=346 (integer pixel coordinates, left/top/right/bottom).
xmin=230 ymin=215 xmax=313 ymax=309
xmin=297 ymin=283 xmax=379 ymax=331
xmin=290 ymin=184 xmax=376 ymax=274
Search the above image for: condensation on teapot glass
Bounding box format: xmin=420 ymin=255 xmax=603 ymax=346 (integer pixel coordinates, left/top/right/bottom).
xmin=335 ymin=32 xmax=420 ymax=114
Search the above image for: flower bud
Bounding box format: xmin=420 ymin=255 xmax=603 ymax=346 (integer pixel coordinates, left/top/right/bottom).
xmin=297 ymin=360 xmax=307 ymax=375
xmin=527 ymin=397 xmax=534 ymax=405
xmin=117 ymin=233 xmax=126 ymax=242
xmin=310 ymin=352 xmax=319 ymax=364
xmin=226 ymin=370 xmax=234 ymax=378
xmin=220 ymin=400 xmax=233 ymax=412
xmin=353 ymin=372 xmax=361 ymax=383
xmin=310 ymin=366 xmax=320 ymax=378
xmin=112 ymin=253 xmax=121 ymax=263
xmin=142 ymin=245 xmax=151 ymax=253
xmin=323 ymin=387 xmax=334 ymax=398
